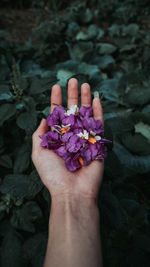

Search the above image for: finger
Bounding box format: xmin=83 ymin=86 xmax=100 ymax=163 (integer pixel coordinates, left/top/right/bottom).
xmin=81 ymin=83 xmax=91 ymax=107
xmin=32 ymin=119 xmax=48 ymax=152
xmin=51 ymin=84 xmax=62 ymax=113
xmin=67 ymin=78 xmax=78 ymax=108
xmin=92 ymin=91 xmax=104 ymax=127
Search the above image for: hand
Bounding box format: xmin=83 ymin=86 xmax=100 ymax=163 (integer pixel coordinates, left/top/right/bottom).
xmin=32 ymin=78 xmax=104 ymax=200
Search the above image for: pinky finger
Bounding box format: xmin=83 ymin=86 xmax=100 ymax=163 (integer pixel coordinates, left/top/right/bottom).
xmin=92 ymin=91 xmax=104 ymax=127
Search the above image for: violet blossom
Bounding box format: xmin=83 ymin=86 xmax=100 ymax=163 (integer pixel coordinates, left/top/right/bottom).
xmin=40 ymin=105 xmax=112 ymax=171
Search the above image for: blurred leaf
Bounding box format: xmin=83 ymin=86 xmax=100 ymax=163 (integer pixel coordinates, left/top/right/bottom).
xmin=57 ymin=69 xmax=75 ymax=87
xmin=16 ymin=111 xmax=37 ymax=134
xmin=26 ymin=170 xmax=43 ymax=199
xmin=100 ymin=186 xmax=126 ymax=229
xmin=13 ymin=142 xmax=31 ymax=173
xmin=80 ymin=8 xmax=93 ymax=24
xmin=0 ymin=228 xmax=22 ymax=267
xmin=100 ymin=78 xmax=123 ymax=104
xmin=120 ymin=133 xmax=150 ymax=156
xmin=11 ymin=201 xmax=42 ymax=232
xmin=0 ymin=174 xmax=30 ymax=197
xmin=0 ymin=104 xmax=16 ymax=126
xmin=97 ymin=43 xmax=117 ymax=55
xmin=120 ymin=44 xmax=137 ymax=53
xmin=22 ymin=233 xmax=47 ymax=267
xmin=66 ymin=41 xmax=94 ymax=61
xmin=0 ymin=154 xmax=12 ymax=169
xmin=98 ymin=55 xmax=115 ymax=69
xmin=66 ymin=21 xmax=80 ymax=40
xmin=76 ymin=25 xmax=103 ymax=41
xmin=135 ymin=122 xmax=150 ymax=142
xmin=133 ymin=234 xmax=150 ymax=252
xmin=42 ymin=187 xmax=51 ymax=207
xmin=0 ymin=84 xmax=10 ymax=94
xmin=114 ymin=142 xmax=150 ymax=174
xmin=0 ymin=92 xmax=13 ymax=100
xmin=29 ymin=76 xmax=57 ymax=94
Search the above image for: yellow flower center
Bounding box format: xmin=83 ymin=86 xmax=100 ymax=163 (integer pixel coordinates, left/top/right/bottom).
xmin=60 ymin=127 xmax=69 ymax=135
xmin=78 ymin=156 xmax=84 ymax=166
xmin=88 ymin=136 xmax=96 ymax=144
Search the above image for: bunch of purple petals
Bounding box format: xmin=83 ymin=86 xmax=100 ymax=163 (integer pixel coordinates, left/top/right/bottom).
xmin=40 ymin=105 xmax=112 ymax=171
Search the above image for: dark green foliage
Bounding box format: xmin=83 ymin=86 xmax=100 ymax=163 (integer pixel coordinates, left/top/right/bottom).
xmin=0 ymin=228 xmax=23 ymax=267
xmin=0 ymin=0 xmax=150 ymax=266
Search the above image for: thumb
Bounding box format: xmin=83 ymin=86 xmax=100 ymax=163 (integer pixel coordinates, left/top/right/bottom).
xmin=32 ymin=118 xmax=49 ymax=150
xmin=37 ymin=118 xmax=48 ymax=135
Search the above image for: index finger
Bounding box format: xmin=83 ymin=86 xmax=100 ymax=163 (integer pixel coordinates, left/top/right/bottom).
xmin=51 ymin=84 xmax=62 ymax=113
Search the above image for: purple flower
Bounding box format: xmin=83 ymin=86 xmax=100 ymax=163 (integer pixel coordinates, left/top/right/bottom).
xmin=89 ymin=143 xmax=98 ymax=160
xmin=83 ymin=117 xmax=104 ymax=135
xmin=47 ymin=106 xmax=66 ymax=127
xmin=95 ymin=144 xmax=107 ymax=162
xmin=39 ymin=105 xmax=112 ymax=172
xmin=79 ymin=106 xmax=93 ymax=118
xmin=62 ymin=114 xmax=83 ymax=131
xmin=80 ymin=146 xmax=92 ymax=165
xmin=65 ymin=152 xmax=82 ymax=171
xmin=62 ymin=114 xmax=75 ymax=127
xmin=66 ymin=134 xmax=86 ymax=153
xmin=54 ymin=145 xmax=70 ymax=160
xmin=40 ymin=131 xmax=61 ymax=149
xmin=61 ymin=131 xmax=73 ymax=143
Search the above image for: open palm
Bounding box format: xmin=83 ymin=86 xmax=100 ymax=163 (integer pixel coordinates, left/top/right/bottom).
xmin=32 ymin=78 xmax=104 ymax=200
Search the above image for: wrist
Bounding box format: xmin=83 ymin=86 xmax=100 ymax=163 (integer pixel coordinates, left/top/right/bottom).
xmin=51 ymin=193 xmax=100 ymax=220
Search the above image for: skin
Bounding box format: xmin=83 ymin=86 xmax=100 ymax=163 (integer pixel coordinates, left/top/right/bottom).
xmin=32 ymin=78 xmax=104 ymax=267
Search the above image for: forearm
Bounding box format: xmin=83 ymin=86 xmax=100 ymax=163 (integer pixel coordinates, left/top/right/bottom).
xmin=43 ymin=194 xmax=103 ymax=267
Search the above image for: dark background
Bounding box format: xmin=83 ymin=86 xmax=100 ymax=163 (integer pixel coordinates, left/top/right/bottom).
xmin=0 ymin=0 xmax=150 ymax=266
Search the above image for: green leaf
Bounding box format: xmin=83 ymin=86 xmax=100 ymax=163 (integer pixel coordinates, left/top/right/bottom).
xmin=13 ymin=142 xmax=31 ymax=173
xmin=22 ymin=233 xmax=47 ymax=267
xmin=0 ymin=174 xmax=30 ymax=197
xmin=0 ymin=154 xmax=12 ymax=169
xmin=42 ymin=187 xmax=51 ymax=207
xmin=120 ymin=133 xmax=150 ymax=156
xmin=26 ymin=170 xmax=43 ymax=199
xmin=66 ymin=41 xmax=94 ymax=61
xmin=120 ymin=44 xmax=137 ymax=53
xmin=100 ymin=188 xmax=126 ymax=229
xmin=120 ymin=199 xmax=139 ymax=217
xmin=114 ymin=143 xmax=150 ymax=174
xmin=133 ymin=234 xmax=150 ymax=252
xmin=29 ymin=75 xmax=57 ymax=94
xmin=0 ymin=104 xmax=16 ymax=126
xmin=11 ymin=201 xmax=42 ymax=232
xmin=100 ymin=78 xmax=123 ymax=104
xmin=78 ymin=62 xmax=99 ymax=78
xmin=76 ymin=25 xmax=102 ymax=41
xmin=16 ymin=111 xmax=37 ymax=134
xmin=98 ymin=55 xmax=115 ymax=69
xmin=0 ymin=228 xmax=22 ymax=267
xmin=57 ymin=69 xmax=75 ymax=87
xmin=97 ymin=43 xmax=117 ymax=55
xmin=29 ymin=77 xmax=42 ymax=94
xmin=122 ymin=24 xmax=139 ymax=36
xmin=126 ymin=247 xmax=150 ymax=267
xmin=66 ymin=21 xmax=80 ymax=40
xmin=0 ymin=92 xmax=13 ymax=100
xmin=0 ymin=83 xmax=12 ymax=100
xmin=134 ymin=122 xmax=150 ymax=142
xmin=104 ymin=150 xmax=125 ymax=179
xmin=80 ymin=8 xmax=93 ymax=24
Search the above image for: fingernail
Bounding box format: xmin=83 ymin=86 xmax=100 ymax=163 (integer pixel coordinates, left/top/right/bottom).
xmin=94 ymin=91 xmax=99 ymax=98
